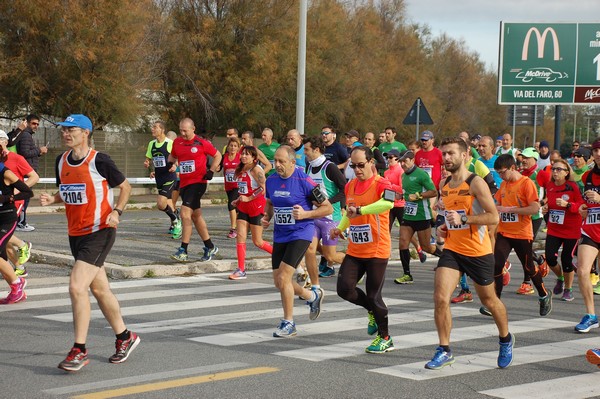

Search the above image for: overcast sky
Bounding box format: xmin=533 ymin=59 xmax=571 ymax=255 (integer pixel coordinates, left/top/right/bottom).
xmin=404 ymin=0 xmax=600 ymax=70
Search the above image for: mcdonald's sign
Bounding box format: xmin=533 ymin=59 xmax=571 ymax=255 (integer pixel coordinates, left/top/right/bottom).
xmin=499 ymin=22 xmax=600 ymax=105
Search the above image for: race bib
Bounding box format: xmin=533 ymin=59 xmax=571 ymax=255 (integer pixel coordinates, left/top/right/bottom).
xmin=60 ymin=184 xmax=88 ymax=205
xmin=405 ymin=202 xmax=418 ymax=216
xmin=179 ymin=160 xmax=195 ymax=174
xmin=587 ymin=208 xmax=600 ymax=225
xmin=421 ymin=166 xmax=433 ymax=178
xmin=225 ymin=170 xmax=236 ymax=183
xmin=152 ymin=155 xmax=166 ymax=168
xmin=274 ymin=207 xmax=295 ymax=225
xmin=500 ymin=212 xmax=518 ymax=223
xmin=445 ymin=209 xmax=468 ymax=230
xmin=549 ymin=209 xmax=565 ymax=225
xmin=238 ymin=181 xmax=248 ymax=195
xmin=349 ymin=224 xmax=373 ymax=244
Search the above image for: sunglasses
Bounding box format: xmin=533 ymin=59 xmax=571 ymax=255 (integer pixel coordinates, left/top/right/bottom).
xmin=574 ymin=154 xmax=584 ymax=158
xmin=30 ymin=122 xmax=39 ymax=126
xmin=349 ymin=162 xmax=369 ymax=169
xmin=551 ymin=167 xmax=568 ymax=172
xmin=386 ymin=156 xmax=397 ymax=160
xmin=321 ymin=131 xmax=332 ymax=135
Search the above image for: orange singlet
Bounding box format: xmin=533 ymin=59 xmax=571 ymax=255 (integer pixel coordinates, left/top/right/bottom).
xmin=441 ymin=174 xmax=492 ymax=257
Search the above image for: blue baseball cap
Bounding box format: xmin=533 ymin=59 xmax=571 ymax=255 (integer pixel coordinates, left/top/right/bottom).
xmin=56 ymin=114 xmax=93 ymax=131
xmin=420 ymin=130 xmax=434 ymax=141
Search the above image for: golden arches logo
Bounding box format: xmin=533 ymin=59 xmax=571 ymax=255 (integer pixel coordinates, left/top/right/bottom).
xmin=521 ymin=27 xmax=560 ymax=61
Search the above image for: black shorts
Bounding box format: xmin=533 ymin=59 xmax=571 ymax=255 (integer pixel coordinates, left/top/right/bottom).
xmin=580 ymin=234 xmax=600 ymax=250
xmin=0 ymin=220 xmax=17 ymax=260
xmin=69 ymin=228 xmax=116 ymax=267
xmin=400 ymin=218 xmax=432 ymax=232
xmin=226 ymin=189 xmax=239 ymax=212
xmin=437 ymin=248 xmax=495 ymax=286
xmin=156 ymin=179 xmax=176 ymax=199
xmin=272 ymin=240 xmax=311 ymax=270
xmin=180 ymin=183 xmax=207 ymax=210
xmin=236 ymin=210 xmax=263 ymax=226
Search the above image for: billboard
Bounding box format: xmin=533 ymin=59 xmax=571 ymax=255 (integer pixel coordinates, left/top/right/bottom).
xmin=499 ymin=22 xmax=600 ymax=104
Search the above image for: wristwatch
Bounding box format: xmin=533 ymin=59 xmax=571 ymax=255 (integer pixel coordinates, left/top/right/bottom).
xmin=460 ymin=215 xmax=468 ymax=225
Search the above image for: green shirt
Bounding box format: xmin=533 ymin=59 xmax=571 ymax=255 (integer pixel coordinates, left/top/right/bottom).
xmin=402 ymin=166 xmax=436 ymax=221
xmin=378 ymin=141 xmax=407 ymax=155
xmin=573 ymin=164 xmax=589 ymax=193
xmin=258 ymin=142 xmax=280 ymax=176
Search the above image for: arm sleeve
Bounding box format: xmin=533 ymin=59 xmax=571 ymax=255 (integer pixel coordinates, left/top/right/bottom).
xmin=10 ymin=178 xmax=33 ymax=201
xmin=337 ymin=215 xmax=350 ymax=231
xmin=95 ymin=153 xmax=127 ymax=188
xmin=361 ymin=197 xmax=394 ymax=214
xmin=325 ymin=163 xmax=347 ymax=207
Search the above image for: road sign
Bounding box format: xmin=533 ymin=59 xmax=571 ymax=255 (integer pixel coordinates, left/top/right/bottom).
xmin=402 ymin=97 xmax=434 ymax=125
xmin=499 ymin=22 xmax=600 ymax=104
xmin=506 ymin=105 xmax=545 ymax=126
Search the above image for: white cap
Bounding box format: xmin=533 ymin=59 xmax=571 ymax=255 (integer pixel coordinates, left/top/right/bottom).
xmin=0 ymin=130 xmax=8 ymax=140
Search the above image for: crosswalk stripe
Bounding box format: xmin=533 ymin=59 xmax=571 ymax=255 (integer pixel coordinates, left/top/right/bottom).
xmin=4 ymin=283 xmax=271 ymax=314
xmin=369 ymin=336 xmax=599 ymax=380
xmin=36 ymin=292 xmax=284 ymax=322
xmin=273 ymin=318 xmax=573 ymax=361
xmin=189 ymin=307 xmax=480 ymax=347
xmin=126 ymin=299 xmax=414 ymax=333
xmin=479 ymin=371 xmax=600 ymax=399
xmin=24 ymin=275 xmax=221 ymax=297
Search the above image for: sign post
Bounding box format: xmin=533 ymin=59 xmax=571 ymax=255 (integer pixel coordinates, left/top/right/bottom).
xmin=402 ymin=97 xmax=434 ymax=141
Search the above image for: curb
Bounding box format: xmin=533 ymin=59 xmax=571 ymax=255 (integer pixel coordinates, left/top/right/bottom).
xmin=26 ymin=200 xmax=217 ymax=215
xmin=34 ymin=249 xmax=272 ymax=279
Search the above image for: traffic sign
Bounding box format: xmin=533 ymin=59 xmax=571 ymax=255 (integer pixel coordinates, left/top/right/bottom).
xmin=499 ymin=22 xmax=600 ymax=104
xmin=506 ymin=105 xmax=545 ymax=126
xmin=402 ymin=97 xmax=433 ymax=125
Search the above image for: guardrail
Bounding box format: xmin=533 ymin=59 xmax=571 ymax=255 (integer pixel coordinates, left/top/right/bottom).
xmin=38 ymin=177 xmax=226 ymax=185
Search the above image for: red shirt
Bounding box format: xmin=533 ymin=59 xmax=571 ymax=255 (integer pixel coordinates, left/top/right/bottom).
xmin=223 ymin=151 xmax=241 ymax=191
xmin=544 ymin=180 xmax=583 ymax=239
xmin=5 ymin=152 xmax=34 ymax=213
xmin=414 ymin=147 xmax=443 ymax=188
xmin=171 ymin=135 xmax=218 ymax=188
xmin=581 ymin=169 xmax=600 ymax=242
xmin=383 ymin=163 xmax=405 ymax=207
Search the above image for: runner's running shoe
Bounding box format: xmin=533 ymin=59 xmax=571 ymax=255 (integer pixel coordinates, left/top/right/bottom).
xmin=318 ymin=257 xmax=328 ymax=273
xmin=171 ymin=247 xmax=188 ymax=262
xmin=273 ymin=320 xmax=297 ymax=338
xmin=200 ymin=246 xmax=219 ymax=262
xmin=0 ymin=278 xmax=27 ymax=304
xmin=591 ymin=273 xmax=600 ymax=287
xmin=502 ymin=261 xmax=511 ymax=286
xmin=497 ymin=333 xmax=514 ymax=369
xmin=575 ymin=314 xmax=599 ymax=333
xmin=394 ymin=274 xmax=413 ymax=284
xmin=418 ymin=250 xmax=427 ymax=263
xmin=229 ymin=268 xmax=247 ymax=280
xmin=58 ymin=347 xmax=89 ymax=372
xmin=425 ymin=346 xmax=455 ymax=370
xmin=227 ymin=228 xmax=237 ymax=239
xmin=451 ymin=290 xmax=473 ymax=304
xmin=14 ymin=267 xmax=28 ymax=278
xmin=365 ymin=335 xmax=394 ymax=354
xmin=109 ymin=332 xmax=140 ymax=363
xmin=319 ymin=266 xmax=335 ymax=278
xmin=553 ymin=279 xmax=565 ymax=295
xmin=17 ymin=241 xmax=32 ymax=265
xmin=171 ymin=219 xmax=182 ymax=239
xmin=479 ymin=306 xmax=492 ymax=317
xmin=539 ymin=292 xmax=552 ymax=316
xmin=561 ymin=289 xmax=574 ymax=302
xmin=308 ymin=287 xmax=324 ymax=320
xmin=367 ymin=311 xmax=378 ymax=335
xmin=594 ymin=285 xmax=600 ymax=295
xmin=586 ymin=348 xmax=600 ymax=367
xmin=516 ymin=282 xmax=534 ymax=295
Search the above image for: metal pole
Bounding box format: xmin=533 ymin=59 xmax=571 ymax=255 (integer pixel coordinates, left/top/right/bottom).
xmin=573 ymin=110 xmax=577 ymax=144
xmin=533 ymin=105 xmax=538 ymax=144
xmin=512 ymin=105 xmax=516 ymax=144
xmin=587 ymin=117 xmax=591 ymax=143
xmin=415 ymin=98 xmax=421 ymax=141
xmin=295 ymin=0 xmax=307 ymax=134
xmin=554 ymin=105 xmax=562 ymax=150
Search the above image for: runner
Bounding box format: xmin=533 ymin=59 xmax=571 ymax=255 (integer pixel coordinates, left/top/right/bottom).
xmin=262 ymin=145 xmax=332 ymax=337
xmin=40 ymin=114 xmax=139 ymax=372
xmin=395 ymin=150 xmax=442 ymax=284
xmin=426 ymin=137 xmax=513 ymax=370
xmin=541 ymin=158 xmax=583 ymax=301
xmin=168 ymin=118 xmax=222 ymax=262
xmin=330 ymin=146 xmax=395 ymax=354
xmin=575 ymin=138 xmax=600 ymax=333
xmin=222 ymin=137 xmax=242 ymax=239
xmin=144 ymin=121 xmax=181 ymax=239
xmin=258 ymin=128 xmax=280 ymax=177
xmin=229 ymin=146 xmax=273 ymax=280
xmin=302 ymin=136 xmax=346 ymax=281
xmin=482 ymin=154 xmax=551 ymax=317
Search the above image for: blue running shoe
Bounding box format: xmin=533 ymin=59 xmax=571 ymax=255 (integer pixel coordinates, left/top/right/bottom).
xmin=273 ymin=320 xmax=297 ymax=338
xmin=418 ymin=250 xmax=427 ymax=263
xmin=575 ymin=314 xmax=599 ymax=333
xmin=498 ymin=333 xmax=514 ymax=368
xmin=171 ymin=247 xmax=188 ymax=262
xmin=586 ymin=348 xmax=600 ymax=367
xmin=308 ymin=287 xmax=324 ymax=320
xmin=318 ymin=257 xmax=328 ymax=274
xmin=200 ymin=246 xmax=219 ymax=262
xmin=425 ymin=346 xmax=455 ymax=370
xmin=319 ymin=266 xmax=335 ymax=278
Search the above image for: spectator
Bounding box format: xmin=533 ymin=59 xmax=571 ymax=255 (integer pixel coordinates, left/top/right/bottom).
xmin=537 ymin=141 xmax=551 ymax=170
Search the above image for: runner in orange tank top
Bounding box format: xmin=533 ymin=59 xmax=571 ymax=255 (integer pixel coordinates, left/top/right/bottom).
xmin=426 ymin=137 xmax=513 ymax=370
